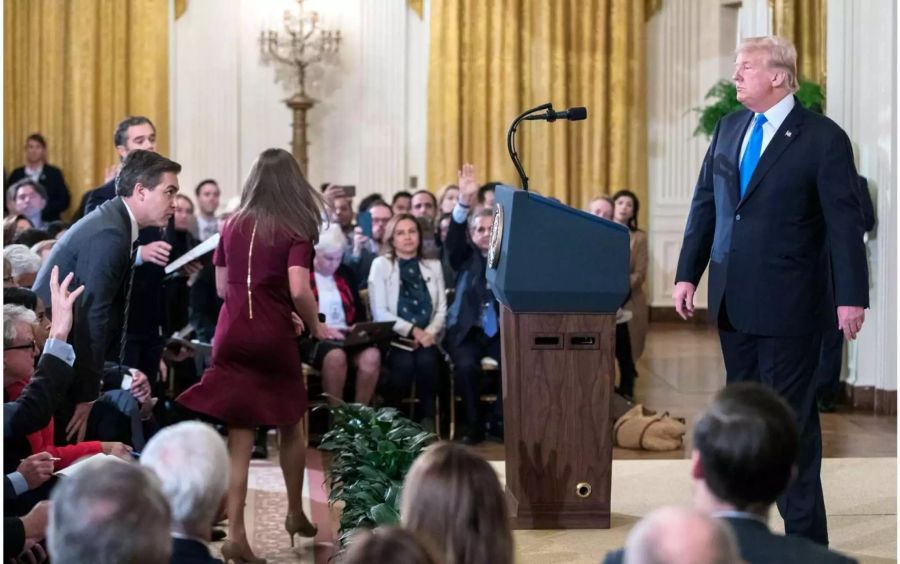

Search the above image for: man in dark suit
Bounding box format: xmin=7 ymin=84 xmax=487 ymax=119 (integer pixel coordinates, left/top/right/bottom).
xmin=7 ymin=133 xmax=71 ymax=222
xmin=603 ymin=384 xmax=857 ymax=564
xmin=444 ymin=164 xmax=502 ymax=445
xmin=31 ymin=150 xmax=182 ymax=445
xmin=673 ymin=36 xmax=868 ymax=545
xmin=141 ymin=422 xmax=228 ymax=564
xmin=85 ymin=116 xmax=179 ymax=394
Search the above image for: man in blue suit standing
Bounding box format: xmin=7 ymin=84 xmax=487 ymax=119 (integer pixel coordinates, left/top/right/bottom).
xmin=673 ymin=36 xmax=868 ymax=546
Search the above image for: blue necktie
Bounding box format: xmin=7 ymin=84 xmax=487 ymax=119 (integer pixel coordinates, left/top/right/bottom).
xmin=740 ymin=114 xmax=768 ymax=197
xmin=482 ymin=301 xmax=498 ymax=338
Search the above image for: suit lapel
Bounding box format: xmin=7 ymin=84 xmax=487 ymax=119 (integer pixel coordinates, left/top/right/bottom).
xmin=737 ymin=104 xmax=805 ymax=210
xmin=727 ymin=112 xmax=755 ymax=208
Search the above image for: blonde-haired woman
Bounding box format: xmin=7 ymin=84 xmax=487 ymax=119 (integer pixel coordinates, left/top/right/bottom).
xmin=368 ymin=213 xmax=446 ymax=431
xmin=178 ymin=148 xmax=327 ymax=563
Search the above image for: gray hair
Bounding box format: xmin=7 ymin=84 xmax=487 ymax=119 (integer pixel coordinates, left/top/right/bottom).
xmin=7 ymin=178 xmax=48 ymax=204
xmin=467 ymin=208 xmax=494 ymax=232
xmin=48 ymin=458 xmax=172 ymax=564
xmin=738 ymin=36 xmax=798 ymax=93
xmin=3 ymin=244 xmax=42 ymax=277
xmin=141 ymin=421 xmax=229 ymax=537
xmin=4 ymin=304 xmax=36 ymax=347
xmin=624 ymin=506 xmax=740 ymax=564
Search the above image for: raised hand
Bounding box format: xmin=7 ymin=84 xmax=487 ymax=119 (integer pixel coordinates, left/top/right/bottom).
xmin=48 ymin=266 xmax=85 ymax=342
xmin=457 ymin=163 xmax=479 ymax=207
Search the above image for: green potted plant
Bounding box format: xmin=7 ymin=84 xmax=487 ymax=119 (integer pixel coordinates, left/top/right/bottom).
xmin=693 ymin=79 xmax=825 ymax=138
xmin=318 ymin=402 xmax=437 ymax=548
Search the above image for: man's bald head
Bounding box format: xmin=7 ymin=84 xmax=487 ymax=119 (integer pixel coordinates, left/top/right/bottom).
xmin=624 ymin=506 xmax=740 ymax=564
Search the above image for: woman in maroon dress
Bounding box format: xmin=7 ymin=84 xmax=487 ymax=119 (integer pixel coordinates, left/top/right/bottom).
xmin=177 ymin=148 xmax=328 ymax=563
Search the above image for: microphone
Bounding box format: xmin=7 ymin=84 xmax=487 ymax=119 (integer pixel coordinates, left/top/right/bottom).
xmin=523 ymin=106 xmax=587 ymax=122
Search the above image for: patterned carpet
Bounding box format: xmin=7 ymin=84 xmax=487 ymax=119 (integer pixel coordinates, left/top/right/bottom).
xmin=210 ymin=450 xmax=897 ymax=564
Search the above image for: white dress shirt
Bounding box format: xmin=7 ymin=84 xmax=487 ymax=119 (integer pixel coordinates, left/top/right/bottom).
xmin=739 ymin=93 xmax=796 ymax=163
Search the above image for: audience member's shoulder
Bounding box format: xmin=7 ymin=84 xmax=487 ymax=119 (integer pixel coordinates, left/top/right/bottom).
xmin=600 ymin=548 xmax=625 ymax=564
xmin=369 ymin=255 xmax=392 ymax=274
xmin=727 ymin=518 xmax=857 ymax=564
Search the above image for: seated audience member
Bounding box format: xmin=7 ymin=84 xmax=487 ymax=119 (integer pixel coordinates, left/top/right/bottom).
xmin=7 ymin=133 xmax=71 ymax=222
xmin=4 ymin=244 xmax=42 ymax=287
xmin=4 ymin=257 xmax=15 ymax=287
xmin=401 ymin=442 xmax=512 ymax=564
xmin=4 ymin=214 xmax=33 ymax=243
xmin=194 ymin=179 xmax=221 ymax=241
xmin=392 ymin=190 xmax=413 ymax=215
xmin=410 ymin=190 xmax=440 ymax=260
xmin=445 ymin=167 xmax=502 ymax=444
xmin=4 ymin=305 xmax=132 ymax=477
xmin=368 ymin=214 xmax=447 ymax=430
xmin=8 ymin=179 xmax=49 ymax=230
xmin=12 ymin=228 xmax=52 ymax=248
xmin=300 ymin=224 xmax=380 ymax=406
xmin=141 ymin=421 xmax=229 ymax=564
xmin=435 ymin=212 xmax=456 ymax=290
xmin=189 ymin=200 xmax=239 ymax=344
xmin=476 ymin=182 xmax=499 ymax=213
xmin=323 ymin=184 xmax=356 ymax=241
xmin=48 ymin=457 xmax=172 ymax=564
xmin=4 ymin=288 xmax=51 ymax=348
xmin=344 ymin=200 xmax=393 ymax=289
xmin=5 ymin=500 xmax=49 ymax=561
xmin=587 ymin=195 xmax=614 ymax=220
xmin=610 ymin=506 xmax=741 ymax=564
xmin=44 ymin=220 xmax=69 ymax=239
xmin=31 ymin=239 xmax=57 ymax=262
xmin=344 ymin=528 xmax=441 ymax=564
xmin=604 ymin=383 xmax=857 ymax=564
xmin=437 ymin=183 xmax=459 ymax=215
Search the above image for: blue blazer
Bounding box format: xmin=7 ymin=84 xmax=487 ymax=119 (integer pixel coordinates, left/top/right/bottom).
xmin=444 ymin=217 xmax=498 ymax=348
xmin=676 ymin=101 xmax=868 ymax=336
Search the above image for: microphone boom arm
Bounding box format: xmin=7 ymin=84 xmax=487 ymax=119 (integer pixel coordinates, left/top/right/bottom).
xmin=507 ymin=102 xmax=552 ymax=192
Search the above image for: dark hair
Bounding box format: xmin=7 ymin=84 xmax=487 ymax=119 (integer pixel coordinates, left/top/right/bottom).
xmin=320 ymin=182 xmax=332 ymax=193
xmin=194 ymin=179 xmax=219 ymax=197
xmin=8 ymin=178 xmax=48 ymax=202
xmin=368 ymin=200 xmax=392 ymax=215
xmin=3 ymin=215 xmax=33 ymax=244
xmin=115 ymin=150 xmax=182 ymax=198
xmin=26 ymin=133 xmax=46 ymax=148
xmin=392 ymin=191 xmax=413 ymax=204
xmin=12 ymin=228 xmax=51 ymax=248
xmin=358 ymin=193 xmax=385 ymax=214
xmin=343 ymin=528 xmax=441 ymax=564
xmin=477 ymin=182 xmax=500 ymax=204
xmin=4 ymin=287 xmax=38 ymax=311
xmin=383 ymin=213 xmax=424 ymax=260
xmin=401 ymin=442 xmax=513 ymax=564
xmin=611 ymin=189 xmax=641 ymax=231
xmin=693 ymin=383 xmax=799 ymax=510
xmin=175 ymin=194 xmax=194 ymax=212
xmin=411 ymin=190 xmax=437 ymax=207
xmin=234 ymin=148 xmax=326 ymax=242
xmin=114 ymin=116 xmax=155 ymax=148
xmin=45 ymin=221 xmax=69 ymax=238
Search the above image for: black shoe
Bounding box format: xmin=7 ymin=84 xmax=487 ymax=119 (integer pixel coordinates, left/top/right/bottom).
xmin=818 ymin=398 xmax=837 ymax=413
xmin=211 ymin=528 xmax=227 ymax=542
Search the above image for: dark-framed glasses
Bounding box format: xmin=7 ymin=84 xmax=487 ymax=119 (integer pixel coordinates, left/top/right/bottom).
xmin=5 ymin=340 xmax=37 ymax=352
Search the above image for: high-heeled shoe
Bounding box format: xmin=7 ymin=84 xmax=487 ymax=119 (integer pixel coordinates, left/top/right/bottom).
xmin=284 ymin=512 xmax=318 ymax=547
xmin=221 ymin=540 xmax=266 ymax=564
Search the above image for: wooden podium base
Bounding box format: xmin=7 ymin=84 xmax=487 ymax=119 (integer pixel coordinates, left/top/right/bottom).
xmin=500 ymin=306 xmax=616 ymax=529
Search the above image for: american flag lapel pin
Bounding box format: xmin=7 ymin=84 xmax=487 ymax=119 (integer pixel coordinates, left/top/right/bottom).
xmin=785 ymin=130 xmax=793 ymax=137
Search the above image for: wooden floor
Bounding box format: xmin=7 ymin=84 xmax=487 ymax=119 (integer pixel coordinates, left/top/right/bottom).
xmin=473 ymin=322 xmax=897 ymax=461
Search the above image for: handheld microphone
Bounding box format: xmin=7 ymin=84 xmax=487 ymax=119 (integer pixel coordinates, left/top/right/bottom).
xmin=523 ymin=106 xmax=588 ymax=122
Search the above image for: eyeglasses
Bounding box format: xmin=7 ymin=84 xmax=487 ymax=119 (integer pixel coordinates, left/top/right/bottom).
xmin=5 ymin=340 xmax=37 ymax=352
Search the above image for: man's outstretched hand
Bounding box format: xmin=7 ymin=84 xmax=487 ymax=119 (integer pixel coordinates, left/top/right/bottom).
xmin=48 ymin=266 xmax=85 ymax=342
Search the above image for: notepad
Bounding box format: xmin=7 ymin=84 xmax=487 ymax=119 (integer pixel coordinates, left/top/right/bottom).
xmin=54 ymin=453 xmax=130 ymax=478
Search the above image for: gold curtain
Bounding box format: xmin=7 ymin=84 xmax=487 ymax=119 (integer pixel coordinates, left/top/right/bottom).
xmin=772 ymin=0 xmax=826 ymax=85
xmin=426 ymin=0 xmax=648 ymax=226
xmin=4 ymin=0 xmax=170 ymax=219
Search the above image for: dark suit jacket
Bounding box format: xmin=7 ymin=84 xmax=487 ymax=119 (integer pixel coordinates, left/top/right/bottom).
xmin=4 ymin=517 xmax=26 ymax=559
xmin=857 ymin=176 xmax=875 ymax=233
xmin=32 ymin=197 xmax=133 ymax=404
xmin=600 ymin=517 xmax=856 ymax=564
xmin=170 ymin=538 xmax=224 ymax=564
xmin=86 ymin=180 xmax=171 ymax=342
xmin=676 ymin=100 xmax=868 ymax=336
xmin=8 ymin=163 xmax=71 ymax=221
xmin=444 ymin=217 xmax=498 ymax=348
xmin=4 ymin=354 xmax=75 ymax=441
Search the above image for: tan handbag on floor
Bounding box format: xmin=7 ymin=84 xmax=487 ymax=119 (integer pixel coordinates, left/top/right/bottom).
xmin=613 ymin=404 xmax=686 ymax=451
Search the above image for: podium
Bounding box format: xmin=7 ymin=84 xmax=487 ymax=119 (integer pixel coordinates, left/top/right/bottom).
xmin=486 ymin=185 xmax=630 ymax=529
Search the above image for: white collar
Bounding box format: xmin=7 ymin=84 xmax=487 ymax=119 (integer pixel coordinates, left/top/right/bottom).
xmin=758 ymin=93 xmax=795 ymax=131
xmin=24 ymin=163 xmax=43 ymax=176
xmin=120 ymin=198 xmax=140 ymax=243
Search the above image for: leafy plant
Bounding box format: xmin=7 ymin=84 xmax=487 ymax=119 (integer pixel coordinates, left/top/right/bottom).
xmin=318 ymin=402 xmax=437 ymax=549
xmin=693 ymin=79 xmax=825 ymax=138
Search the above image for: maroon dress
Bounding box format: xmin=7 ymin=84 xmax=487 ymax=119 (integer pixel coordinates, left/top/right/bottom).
xmin=177 ymin=216 xmax=313 ymax=427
